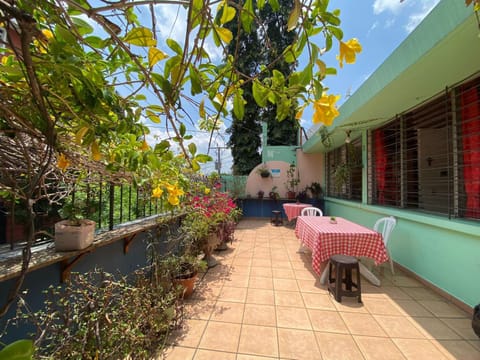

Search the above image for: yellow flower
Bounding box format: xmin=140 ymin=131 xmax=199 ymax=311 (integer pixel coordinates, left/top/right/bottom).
xmin=41 ymin=29 xmax=53 ymax=40
xmin=57 ymin=153 xmax=70 ymax=171
xmin=167 ymin=195 xmax=180 ymax=206
xmin=168 ymin=184 xmax=184 ymax=198
xmin=152 ymin=186 xmax=163 ymax=198
xmin=337 ymin=38 xmax=362 ymax=68
xmin=140 ymin=139 xmax=150 ymax=151
xmin=204 ymin=188 xmax=211 ymax=195
xmin=313 ymin=94 xmax=340 ymax=126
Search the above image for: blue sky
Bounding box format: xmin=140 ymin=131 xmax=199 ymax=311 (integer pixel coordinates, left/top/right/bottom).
xmin=139 ymin=0 xmax=442 ymax=174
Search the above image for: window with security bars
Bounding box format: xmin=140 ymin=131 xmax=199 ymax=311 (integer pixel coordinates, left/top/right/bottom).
xmin=325 ymin=137 xmax=362 ymax=201
xmin=369 ymin=75 xmax=480 ymax=220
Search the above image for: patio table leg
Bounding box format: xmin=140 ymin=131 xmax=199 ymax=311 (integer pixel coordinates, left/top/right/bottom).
xmin=358 ymin=262 xmax=381 ymax=286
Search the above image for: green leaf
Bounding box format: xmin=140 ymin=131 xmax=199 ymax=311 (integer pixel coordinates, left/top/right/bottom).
xmin=179 ymin=122 xmax=186 ymax=137
xmin=146 ymin=109 xmax=161 ymax=123
xmin=252 ymin=80 xmax=267 ymax=107
xmin=194 ymin=154 xmax=213 ymax=163
xmin=189 ymin=65 xmax=202 ymax=95
xmin=269 ymin=0 xmax=280 ymax=11
xmin=166 ymin=38 xmax=183 ymax=55
xmin=71 ymin=16 xmax=93 ymax=35
xmin=84 ymin=36 xmax=106 ymax=48
xmin=258 ymin=0 xmax=265 ymax=9
xmin=148 ymin=47 xmax=168 ymax=67
xmin=299 ymin=64 xmax=313 ymax=87
xmin=147 ymin=104 xmax=165 ymax=113
xmin=241 ymin=0 xmax=254 ymax=33
xmin=188 ymin=142 xmax=197 ymax=156
xmin=220 ymin=4 xmax=236 ymax=24
xmin=327 ymin=26 xmax=343 ymax=41
xmin=215 ymin=27 xmax=233 ymax=44
xmin=124 ymin=27 xmax=157 ymax=47
xmin=191 ymin=159 xmax=200 ymax=171
xmin=287 ymin=0 xmax=301 ymax=31
xmin=0 ymin=339 xmax=34 ymax=360
xmin=233 ymin=92 xmax=245 ymax=120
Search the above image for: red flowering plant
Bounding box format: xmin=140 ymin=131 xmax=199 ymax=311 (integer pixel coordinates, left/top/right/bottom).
xmin=181 ymin=181 xmax=242 ymax=255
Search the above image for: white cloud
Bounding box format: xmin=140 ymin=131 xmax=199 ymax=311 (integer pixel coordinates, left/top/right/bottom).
xmin=152 ymin=3 xmax=224 ymax=62
xmin=404 ymin=0 xmax=440 ymax=33
xmin=373 ymin=0 xmax=403 ymax=15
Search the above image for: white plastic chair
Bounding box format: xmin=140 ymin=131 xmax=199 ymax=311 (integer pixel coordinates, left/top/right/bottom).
xmin=300 ymin=207 xmax=323 ymax=216
xmin=373 ymin=216 xmax=397 ymax=275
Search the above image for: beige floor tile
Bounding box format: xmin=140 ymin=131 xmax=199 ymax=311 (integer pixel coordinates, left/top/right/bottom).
xmin=211 ymin=301 xmax=245 ymax=323
xmin=161 ymin=345 xmax=196 ymax=360
xmin=168 ymin=319 xmax=208 ymax=348
xmin=315 ymin=332 xmax=364 ymax=360
xmin=411 ymin=317 xmax=462 ymax=340
xmin=294 ymin=268 xmax=317 ymax=280
xmin=229 ymin=264 xmax=251 ymax=275
xmin=391 ymin=299 xmax=434 ymax=317
xmin=273 ymin=278 xmax=299 ymax=291
xmin=278 ymin=328 xmax=322 ymax=360
xmin=246 ymin=288 xmax=275 ymax=305
xmin=340 ymin=312 xmax=387 ymax=337
xmin=381 ymin=286 xmax=413 ymax=300
xmin=419 ymin=300 xmax=470 ymax=318
xmin=236 ymin=355 xmax=276 ymax=360
xmin=308 ymin=309 xmax=349 ymax=334
xmin=302 ymin=293 xmax=337 ymax=310
xmin=392 ymin=338 xmax=449 ymax=360
xmin=193 ymin=349 xmax=236 ymax=360
xmin=183 ymin=299 xmax=215 ymax=320
xmin=440 ymin=317 xmax=480 ymax=340
xmin=353 ymin=335 xmax=406 ymax=360
xmin=297 ymin=278 xmax=328 ymax=294
xmin=391 ymin=276 xmax=423 ymax=287
xmin=272 ymin=267 xmax=296 ymax=279
xmin=374 ymin=315 xmax=425 ymax=339
xmin=275 ymin=290 xmax=304 ymax=307
xmin=363 ymin=297 xmax=404 ymax=316
xmin=276 ymin=306 xmax=312 ymax=330
xmin=402 ymin=286 xmax=444 ymax=301
xmin=218 ymin=286 xmax=247 ymax=303
xmin=250 ymin=266 xmax=273 ymax=278
xmin=331 ymin=297 xmax=368 ymax=313
xmin=252 ymin=258 xmax=272 ymax=267
xmin=223 ymin=274 xmax=249 ymax=288
xmin=198 ymin=321 xmax=241 ymax=353
xmin=249 ymin=276 xmax=274 ymax=290
xmin=238 ymin=325 xmax=279 ymax=357
xmin=433 ymin=340 xmax=480 ymax=360
xmin=271 ymin=258 xmax=293 ymax=269
xmin=243 ymin=303 xmax=277 ymax=326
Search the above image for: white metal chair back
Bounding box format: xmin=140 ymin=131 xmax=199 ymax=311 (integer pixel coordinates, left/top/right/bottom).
xmin=301 ymin=207 xmax=323 ymax=216
xmin=373 ymin=216 xmax=397 ymax=274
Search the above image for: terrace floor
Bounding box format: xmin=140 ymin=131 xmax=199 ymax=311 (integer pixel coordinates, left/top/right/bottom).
xmin=160 ymin=219 xmax=479 ymax=360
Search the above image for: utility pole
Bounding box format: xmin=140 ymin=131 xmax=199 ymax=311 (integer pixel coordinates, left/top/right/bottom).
xmin=212 ymin=146 xmax=227 ymax=174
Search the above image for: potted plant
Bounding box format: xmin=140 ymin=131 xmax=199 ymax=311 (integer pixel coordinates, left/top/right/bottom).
xmin=257 ymin=190 xmax=265 ymax=199
xmin=285 ymin=163 xmax=300 ymax=199
xmin=158 ymin=254 xmax=207 ymax=299
xmin=256 ymin=165 xmax=271 ymax=178
xmin=269 ymin=186 xmax=280 ymax=201
xmin=54 ymin=199 xmax=95 ymax=251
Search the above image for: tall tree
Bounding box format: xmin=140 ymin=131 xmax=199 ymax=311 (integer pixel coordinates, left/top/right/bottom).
xmin=226 ymin=0 xmax=299 ymax=174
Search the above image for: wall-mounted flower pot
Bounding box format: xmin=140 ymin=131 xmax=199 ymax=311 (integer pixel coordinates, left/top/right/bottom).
xmin=54 ymin=219 xmax=95 ymax=251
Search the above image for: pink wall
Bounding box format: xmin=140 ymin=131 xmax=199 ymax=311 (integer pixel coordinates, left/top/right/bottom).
xmin=244 ymin=151 xmax=324 ymax=198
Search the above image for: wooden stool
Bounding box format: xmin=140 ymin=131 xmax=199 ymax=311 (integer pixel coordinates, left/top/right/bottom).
xmin=271 ymin=210 xmax=283 ymax=226
xmin=328 ymin=254 xmax=362 ymax=303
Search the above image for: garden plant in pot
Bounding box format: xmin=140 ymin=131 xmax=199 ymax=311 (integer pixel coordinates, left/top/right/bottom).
xmin=54 ymin=199 xmax=95 ymax=251
xmin=285 ymin=163 xmax=300 ymax=199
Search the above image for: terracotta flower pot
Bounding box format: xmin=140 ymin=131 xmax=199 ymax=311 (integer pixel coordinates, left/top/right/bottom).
xmin=174 ymin=271 xmax=198 ymax=299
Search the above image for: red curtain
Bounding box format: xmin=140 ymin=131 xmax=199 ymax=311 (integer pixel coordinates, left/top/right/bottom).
xmin=461 ymin=86 xmax=480 ymax=219
xmin=374 ymin=130 xmax=387 ymax=204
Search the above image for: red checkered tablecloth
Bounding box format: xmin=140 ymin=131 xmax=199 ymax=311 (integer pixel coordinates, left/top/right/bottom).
xmin=283 ymin=203 xmax=311 ymax=221
xmin=295 ymin=216 xmax=389 ymax=275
